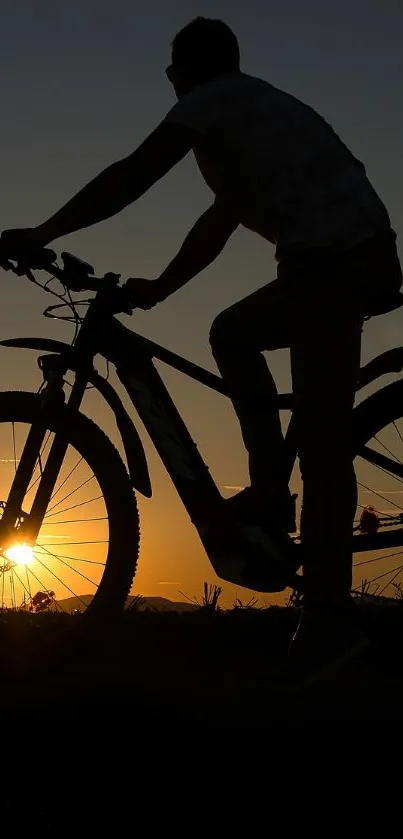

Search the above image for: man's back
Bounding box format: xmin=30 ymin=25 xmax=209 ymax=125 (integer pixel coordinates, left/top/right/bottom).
xmin=165 ymin=72 xmax=391 ymax=256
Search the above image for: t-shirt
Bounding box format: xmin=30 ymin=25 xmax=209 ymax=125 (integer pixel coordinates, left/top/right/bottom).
xmin=164 ymin=72 xmax=392 ymax=258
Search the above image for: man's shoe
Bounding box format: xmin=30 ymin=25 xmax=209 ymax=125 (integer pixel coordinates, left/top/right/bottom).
xmin=272 ymin=600 xmax=371 ymax=690
xmin=225 ymin=487 xmax=301 ymax=592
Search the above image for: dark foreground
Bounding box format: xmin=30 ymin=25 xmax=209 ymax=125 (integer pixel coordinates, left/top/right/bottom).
xmin=1 ymin=601 xmax=403 ymax=742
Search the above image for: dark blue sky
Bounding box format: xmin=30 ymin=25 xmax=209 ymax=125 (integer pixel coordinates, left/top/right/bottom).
xmin=0 ymin=0 xmax=402 ymax=599
xmin=1 ymin=1 xmax=401 ymax=357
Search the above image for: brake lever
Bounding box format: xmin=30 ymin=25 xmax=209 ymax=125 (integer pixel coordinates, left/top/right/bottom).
xmin=0 ymin=257 xmax=12 ymax=272
xmin=0 ymin=255 xmax=30 ymax=276
xmin=0 ymin=247 xmax=57 ymax=276
xmin=116 ymin=293 xmax=134 ymax=316
xmin=14 ymin=261 xmax=31 ymax=277
xmin=107 ymin=278 xmax=134 ymax=316
xmin=121 ymin=301 xmax=134 ymax=316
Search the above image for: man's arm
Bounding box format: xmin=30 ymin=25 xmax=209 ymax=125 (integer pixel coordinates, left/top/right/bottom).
xmin=152 ymin=198 xmax=239 ymax=301
xmin=33 ymin=122 xmax=197 ymax=244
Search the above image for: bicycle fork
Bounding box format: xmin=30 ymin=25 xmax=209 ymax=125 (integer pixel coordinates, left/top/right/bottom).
xmin=0 ymin=358 xmax=90 ymax=551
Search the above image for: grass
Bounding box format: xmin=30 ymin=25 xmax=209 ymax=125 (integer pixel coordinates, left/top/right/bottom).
xmin=2 ymin=589 xmax=403 ymax=740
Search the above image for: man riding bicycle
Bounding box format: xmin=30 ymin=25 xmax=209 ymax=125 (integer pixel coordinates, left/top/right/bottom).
xmin=2 ymin=17 xmax=402 ymax=680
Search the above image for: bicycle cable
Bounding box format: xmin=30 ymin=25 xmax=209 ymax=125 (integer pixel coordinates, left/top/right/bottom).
xmin=24 ymin=265 xmax=96 ymax=391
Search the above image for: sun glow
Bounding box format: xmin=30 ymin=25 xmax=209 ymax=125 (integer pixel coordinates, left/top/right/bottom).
xmin=4 ymin=543 xmax=34 ymax=566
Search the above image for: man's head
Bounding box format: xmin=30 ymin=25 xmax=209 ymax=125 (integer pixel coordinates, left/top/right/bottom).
xmin=166 ymin=17 xmax=240 ymax=97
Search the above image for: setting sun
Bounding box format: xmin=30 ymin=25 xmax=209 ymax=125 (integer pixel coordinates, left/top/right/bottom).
xmin=4 ymin=543 xmax=34 ymax=566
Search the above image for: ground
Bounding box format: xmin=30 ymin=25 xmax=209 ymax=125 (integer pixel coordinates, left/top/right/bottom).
xmin=1 ymin=602 xmax=403 ymax=742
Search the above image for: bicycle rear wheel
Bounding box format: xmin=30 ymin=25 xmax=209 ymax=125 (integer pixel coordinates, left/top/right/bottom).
xmin=0 ymin=391 xmax=139 ymax=639
xmin=353 ymin=379 xmax=403 ymax=597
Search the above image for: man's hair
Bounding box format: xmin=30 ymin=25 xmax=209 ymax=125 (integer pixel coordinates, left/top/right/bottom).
xmin=172 ymin=18 xmax=240 ymax=83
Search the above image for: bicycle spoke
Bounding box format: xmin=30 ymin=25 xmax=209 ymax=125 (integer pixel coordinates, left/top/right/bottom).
xmin=42 ymin=517 xmax=108 ymax=525
xmin=377 ymin=562 xmax=403 ymax=596
xmin=359 ymin=446 xmax=403 ymax=481
xmin=355 ymin=502 xmax=399 ymax=522
xmin=48 ymin=456 xmax=83 ymax=503
xmin=26 ymin=565 xmax=67 ymax=613
xmin=357 ymin=480 xmax=403 ymax=513
xmin=25 ymin=566 xmax=31 ymax=600
xmin=373 ymin=433 xmax=403 ymax=465
xmin=26 ymin=431 xmax=52 ymax=495
xmin=10 ymin=570 xmax=16 ymax=609
xmin=34 ymin=556 xmax=88 ymax=608
xmin=39 ymin=545 xmax=98 ymax=588
xmin=44 ymin=496 xmax=103 ymax=518
xmin=355 ymin=502 xmax=396 ymax=517
xmin=393 ymin=420 xmax=403 ymax=448
xmin=38 ymin=540 xmax=108 ymax=546
xmin=34 ymin=548 xmax=105 ymax=566
xmin=368 ymin=560 xmax=403 ymax=586
xmin=45 ymin=476 xmax=95 ymax=514
xmin=363 ymin=460 xmax=403 ymax=489
xmin=11 ymin=422 xmax=17 ymax=475
xmin=13 ymin=566 xmax=34 ymax=604
xmin=354 ymin=549 xmax=403 ymax=568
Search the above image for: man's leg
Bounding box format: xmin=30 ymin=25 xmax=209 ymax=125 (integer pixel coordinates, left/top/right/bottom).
xmin=209 ymin=280 xmax=292 ymax=513
xmin=288 ymin=291 xmax=363 ymax=604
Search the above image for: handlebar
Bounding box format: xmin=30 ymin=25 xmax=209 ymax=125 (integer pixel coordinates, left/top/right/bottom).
xmin=0 ymin=245 xmax=134 ymax=315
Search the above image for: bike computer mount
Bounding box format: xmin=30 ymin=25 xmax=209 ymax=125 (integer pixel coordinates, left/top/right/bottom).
xmin=61 ymin=252 xmax=94 ymax=277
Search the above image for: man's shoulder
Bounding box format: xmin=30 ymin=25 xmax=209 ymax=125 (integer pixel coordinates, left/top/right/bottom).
xmin=164 ymin=72 xmax=275 ymax=132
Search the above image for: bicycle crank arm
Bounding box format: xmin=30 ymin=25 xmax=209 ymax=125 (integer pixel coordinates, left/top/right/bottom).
xmin=197 ymin=508 xmax=303 ymax=594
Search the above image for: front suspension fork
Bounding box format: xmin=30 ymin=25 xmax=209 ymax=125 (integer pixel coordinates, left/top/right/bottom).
xmin=0 ymin=363 xmax=89 ymax=549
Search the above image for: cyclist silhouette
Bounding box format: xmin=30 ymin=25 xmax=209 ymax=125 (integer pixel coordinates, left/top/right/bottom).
xmin=2 ymin=17 xmax=402 ymax=679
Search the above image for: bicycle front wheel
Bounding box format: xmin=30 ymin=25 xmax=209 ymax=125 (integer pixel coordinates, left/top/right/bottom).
xmin=0 ymin=391 xmax=139 ymax=627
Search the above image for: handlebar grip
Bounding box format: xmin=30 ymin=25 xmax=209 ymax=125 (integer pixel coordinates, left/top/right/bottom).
xmin=0 ymin=255 xmax=12 ymax=271
xmin=0 ymin=245 xmax=57 ymax=272
xmin=20 ymin=247 xmax=57 ymax=269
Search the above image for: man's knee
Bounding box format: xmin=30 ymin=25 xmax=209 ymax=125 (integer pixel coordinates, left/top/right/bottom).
xmin=209 ymin=309 xmax=237 ymax=358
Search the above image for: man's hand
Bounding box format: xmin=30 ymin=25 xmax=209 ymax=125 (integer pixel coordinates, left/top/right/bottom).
xmin=0 ymin=227 xmax=49 ymax=258
xmin=124 ymin=278 xmax=163 ymax=310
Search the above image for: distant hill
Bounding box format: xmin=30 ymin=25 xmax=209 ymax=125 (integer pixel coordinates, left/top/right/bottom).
xmin=57 ymin=594 xmax=197 ymax=614
xmin=130 ymin=596 xmax=197 ymax=613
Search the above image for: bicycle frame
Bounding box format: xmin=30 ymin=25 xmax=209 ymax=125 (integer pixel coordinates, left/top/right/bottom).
xmin=110 ymin=319 xmax=298 ymax=523
xmin=3 ymin=287 xmax=403 ymax=588
xmin=0 ymin=291 xmax=300 ymax=589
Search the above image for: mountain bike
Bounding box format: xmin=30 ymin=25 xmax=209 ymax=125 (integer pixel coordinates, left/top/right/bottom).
xmin=0 ymin=246 xmax=402 ymax=631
